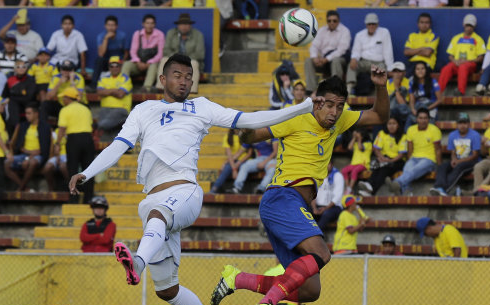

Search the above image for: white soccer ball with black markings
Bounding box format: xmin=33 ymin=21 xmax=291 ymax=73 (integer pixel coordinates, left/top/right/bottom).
xmin=279 ymin=8 xmax=318 ymax=47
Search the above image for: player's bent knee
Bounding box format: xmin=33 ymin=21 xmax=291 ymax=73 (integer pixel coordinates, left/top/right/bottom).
xmin=155 ymin=284 xmax=179 ymax=301
xmin=309 ymin=251 xmax=330 ymax=270
xmin=147 ymin=209 xmax=167 ymax=225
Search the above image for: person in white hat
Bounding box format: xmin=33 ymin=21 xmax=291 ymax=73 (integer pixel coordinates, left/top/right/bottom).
xmin=438 ymin=13 xmax=486 ymax=96
xmin=408 ymin=0 xmax=447 ymax=7
xmin=346 ymin=13 xmax=394 ymax=95
xmin=387 ymin=61 xmax=410 ymax=123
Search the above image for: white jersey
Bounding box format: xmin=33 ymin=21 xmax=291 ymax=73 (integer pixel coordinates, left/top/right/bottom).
xmin=115 ymin=97 xmax=241 ymax=191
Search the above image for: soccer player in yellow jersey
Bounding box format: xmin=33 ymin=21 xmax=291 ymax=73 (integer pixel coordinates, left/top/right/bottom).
xmin=416 ymin=217 xmax=468 ymax=258
xmin=211 ymin=66 xmax=389 ymax=305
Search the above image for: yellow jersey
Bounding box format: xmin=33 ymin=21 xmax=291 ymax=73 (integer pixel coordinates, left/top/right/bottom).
xmin=333 ymin=210 xmax=359 ymax=252
xmin=472 ymin=0 xmax=489 ymax=7
xmin=28 ymin=62 xmax=57 ymax=85
xmin=30 ymin=0 xmax=48 ymax=6
xmin=434 ymin=224 xmax=468 ymax=258
xmin=405 ymin=29 xmax=439 ymax=69
xmin=53 ymin=128 xmax=67 ymax=156
xmin=97 ymin=73 xmax=133 ymax=113
xmin=350 ymin=141 xmax=372 ymax=169
xmin=221 ymin=134 xmax=246 ymax=160
xmin=0 ymin=115 xmax=8 ymax=157
xmin=98 ymin=0 xmax=127 ymax=6
xmin=373 ymin=131 xmax=407 ymax=159
xmin=482 ymin=128 xmax=490 ymax=156
xmin=447 ymin=32 xmax=486 ymax=61
xmin=386 ymin=77 xmax=410 ymax=102
xmin=172 ymin=0 xmax=193 ymax=6
xmin=269 ymin=109 xmax=361 ymax=188
xmin=53 ymin=0 xmax=82 ymax=6
xmin=406 ymin=123 xmax=441 ymax=163
xmin=48 ymin=73 xmax=87 ymax=106
xmin=58 ymin=102 xmax=93 ymax=134
xmin=24 ymin=124 xmax=40 ymax=151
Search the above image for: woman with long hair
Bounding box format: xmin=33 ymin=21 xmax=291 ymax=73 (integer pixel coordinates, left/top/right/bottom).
xmin=358 ymin=117 xmax=407 ymax=196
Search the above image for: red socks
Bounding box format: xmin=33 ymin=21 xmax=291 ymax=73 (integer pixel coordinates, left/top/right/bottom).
xmin=235 ymin=272 xmax=299 ymax=302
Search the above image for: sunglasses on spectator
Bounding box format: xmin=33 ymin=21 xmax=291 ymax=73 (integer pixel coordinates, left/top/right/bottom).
xmin=15 ymin=65 xmax=28 ymax=69
xmin=109 ymin=63 xmax=121 ymax=68
xmin=327 ymin=19 xmax=338 ymax=23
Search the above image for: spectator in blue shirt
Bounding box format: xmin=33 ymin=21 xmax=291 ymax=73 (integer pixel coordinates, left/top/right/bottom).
xmin=228 ymin=138 xmax=278 ymax=194
xmin=90 ymin=16 xmax=129 ymax=90
xmin=430 ymin=112 xmax=480 ymax=196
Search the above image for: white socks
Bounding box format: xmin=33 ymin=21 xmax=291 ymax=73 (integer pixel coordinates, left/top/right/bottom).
xmin=136 ymin=218 xmax=167 ymax=268
xmin=168 ymin=285 xmax=202 ymax=305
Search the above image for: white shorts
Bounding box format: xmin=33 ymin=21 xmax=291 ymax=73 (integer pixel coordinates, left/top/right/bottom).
xmin=46 ymin=155 xmax=67 ymax=169
xmin=138 ymin=183 xmax=203 ymax=290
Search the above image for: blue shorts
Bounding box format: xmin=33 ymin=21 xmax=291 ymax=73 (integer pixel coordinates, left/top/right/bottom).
xmin=11 ymin=154 xmax=43 ymax=170
xmin=259 ymin=187 xmax=323 ymax=268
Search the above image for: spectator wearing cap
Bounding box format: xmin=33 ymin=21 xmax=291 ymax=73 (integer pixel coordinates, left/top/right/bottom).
xmin=44 ymin=59 xmax=87 ymax=121
xmin=156 ymin=13 xmax=204 ymax=94
xmin=46 ymin=15 xmax=88 ymax=78
xmin=2 ymin=59 xmax=36 ymax=136
xmin=42 ymin=127 xmax=68 ymax=191
xmin=96 ymin=56 xmax=133 ymax=131
xmin=304 ymin=10 xmax=351 ymax=94
xmin=416 ymin=217 xmax=467 ymax=258
xmin=56 ymin=87 xmax=94 ymax=203
xmin=386 ymin=62 xmax=410 ymax=125
xmin=409 ymin=0 xmax=447 ymax=6
xmin=0 ymin=11 xmax=44 ymax=63
xmin=404 ymin=13 xmax=439 ymax=76
xmin=281 ymin=79 xmax=306 ymax=108
xmin=430 ymin=112 xmax=480 ymax=196
xmin=375 ymin=235 xmax=403 ymax=255
xmin=0 ymin=34 xmax=28 ymax=75
xmin=4 ymin=103 xmax=51 ymax=191
xmin=269 ymin=65 xmax=295 ymax=110
xmin=475 ymin=35 xmax=490 ymax=96
xmin=438 ymin=14 xmax=486 ymax=96
xmin=333 ymin=195 xmax=367 ymax=255
xmin=386 ymin=108 xmax=442 ymax=195
xmin=122 ymin=14 xmax=164 ymax=92
xmin=311 ymin=161 xmax=345 ymax=232
xmin=80 ymin=196 xmax=116 ymax=253
xmin=91 ymin=15 xmax=129 ymax=91
xmin=28 ymin=48 xmax=56 ymax=102
xmin=346 ymin=13 xmax=394 ymax=96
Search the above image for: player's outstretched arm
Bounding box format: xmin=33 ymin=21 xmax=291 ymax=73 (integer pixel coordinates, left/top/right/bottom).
xmin=69 ymin=140 xmax=129 ymax=195
xmin=239 ymin=128 xmax=272 ymax=144
xmin=357 ymin=65 xmax=389 ymax=126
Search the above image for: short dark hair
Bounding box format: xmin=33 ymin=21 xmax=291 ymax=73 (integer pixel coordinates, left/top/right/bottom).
xmin=61 ymin=15 xmax=74 ymax=24
xmin=163 ymin=53 xmax=193 ymax=75
xmin=416 ymin=107 xmax=430 ymax=117
xmin=418 ymin=12 xmax=431 ymax=23
xmin=427 ymin=219 xmax=436 ymax=226
xmin=326 ymin=10 xmax=339 ymax=19
xmin=25 ymin=103 xmax=39 ymax=112
xmin=143 ymin=14 xmax=156 ymax=23
xmin=316 ymin=76 xmax=348 ymax=100
xmin=105 ymin=15 xmax=118 ymax=25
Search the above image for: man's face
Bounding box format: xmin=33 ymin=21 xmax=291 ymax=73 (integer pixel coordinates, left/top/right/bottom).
xmin=417 ymin=17 xmax=431 ymax=33
xmin=366 ymin=23 xmax=378 ymax=35
xmin=327 ymin=15 xmax=339 ymax=31
xmin=60 ymin=69 xmax=72 ymax=78
xmin=392 ymin=69 xmax=405 ymax=80
xmin=457 ymin=122 xmax=469 ymax=135
xmin=62 ymin=19 xmax=74 ymax=34
xmin=464 ymin=24 xmax=474 ymax=36
xmin=92 ymin=207 xmax=106 ymax=218
xmin=17 ymin=23 xmax=28 ymax=35
xmin=4 ymin=41 xmax=16 ymax=53
xmin=25 ymin=107 xmax=37 ymax=123
xmin=314 ymin=93 xmax=346 ymax=129
xmin=416 ymin=112 xmax=430 ymax=130
xmin=143 ymin=18 xmax=155 ymax=33
xmin=293 ymin=84 xmax=306 ymax=102
xmin=38 ymin=53 xmax=50 ymax=64
xmin=109 ymin=62 xmax=122 ymax=76
xmin=14 ymin=61 xmax=28 ymax=76
xmin=381 ymin=242 xmax=395 ymax=255
xmin=159 ymin=63 xmax=193 ymax=102
xmin=177 ymin=23 xmax=192 ymax=35
xmin=105 ymin=20 xmax=118 ymax=33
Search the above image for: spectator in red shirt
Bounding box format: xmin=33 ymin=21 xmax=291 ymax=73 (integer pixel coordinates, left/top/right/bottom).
xmin=79 ymin=196 xmax=116 ymax=253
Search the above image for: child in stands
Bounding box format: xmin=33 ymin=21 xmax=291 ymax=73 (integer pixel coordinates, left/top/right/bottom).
xmin=342 ymin=128 xmax=372 ymax=194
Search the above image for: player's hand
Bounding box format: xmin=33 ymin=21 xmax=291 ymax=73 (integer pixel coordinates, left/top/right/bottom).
xmin=69 ymin=173 xmax=86 ymax=195
xmin=312 ymin=96 xmax=325 ymax=111
xmin=371 ymin=65 xmax=387 ymax=86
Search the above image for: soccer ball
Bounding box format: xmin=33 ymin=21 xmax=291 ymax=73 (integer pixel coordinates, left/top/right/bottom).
xmin=279 ymin=8 xmax=318 ymax=47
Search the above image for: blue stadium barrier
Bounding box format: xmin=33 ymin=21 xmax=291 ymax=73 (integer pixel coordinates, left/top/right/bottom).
xmin=0 ymin=8 xmax=217 ymax=73
xmin=337 ymin=8 xmax=490 ymax=72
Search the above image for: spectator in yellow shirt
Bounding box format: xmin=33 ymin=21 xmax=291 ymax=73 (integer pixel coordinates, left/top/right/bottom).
xmin=333 ymin=195 xmax=367 ymax=255
xmin=28 ymin=47 xmax=57 ymax=102
xmin=386 ymin=108 xmax=441 ymax=195
xmin=438 ymin=14 xmax=486 ymax=96
xmin=282 ymin=80 xmax=307 ymax=109
xmin=341 ymin=128 xmax=372 ymax=195
xmin=0 ymin=99 xmax=9 ymax=195
xmin=57 ymin=87 xmax=94 ymax=203
xmin=96 ymin=56 xmax=132 ymax=131
xmin=416 ymin=217 xmax=468 ymax=258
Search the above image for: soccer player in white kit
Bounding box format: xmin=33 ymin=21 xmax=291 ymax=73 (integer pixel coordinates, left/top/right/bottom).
xmin=69 ymin=54 xmax=325 ymax=305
